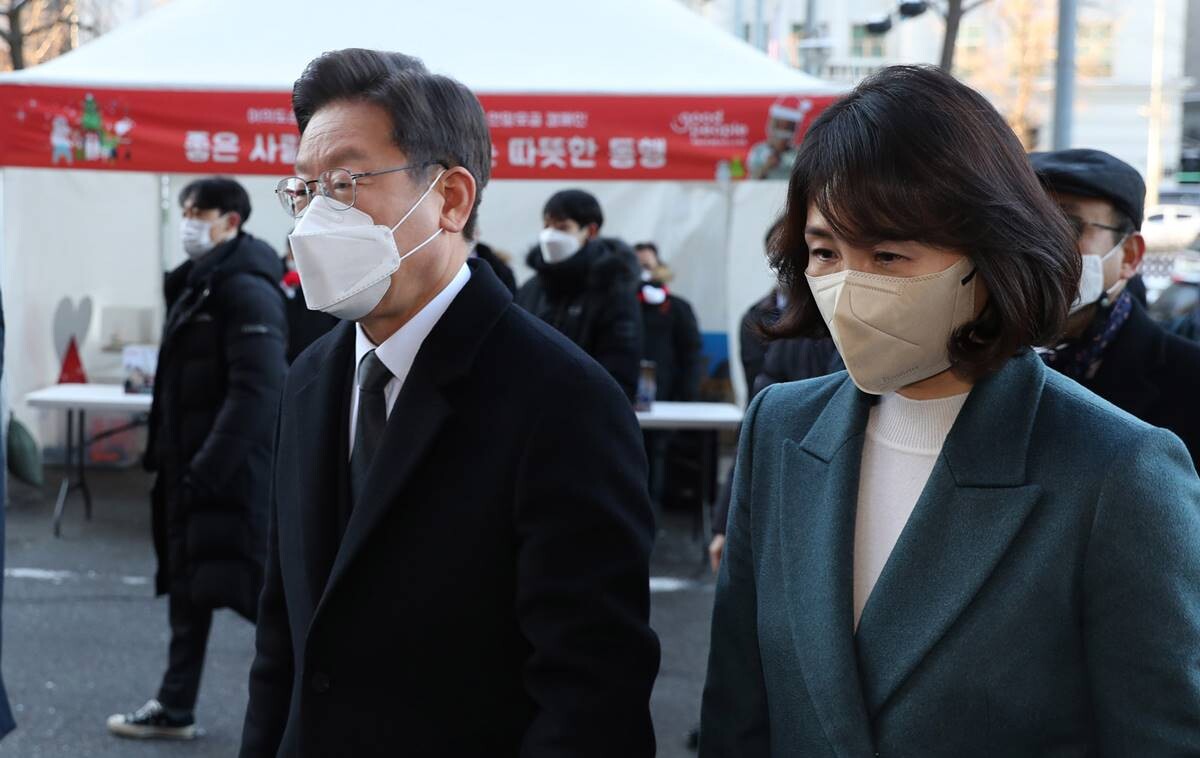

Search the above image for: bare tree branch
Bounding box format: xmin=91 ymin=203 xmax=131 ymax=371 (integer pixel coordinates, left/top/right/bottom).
xmin=22 ymin=17 xmax=65 ymax=37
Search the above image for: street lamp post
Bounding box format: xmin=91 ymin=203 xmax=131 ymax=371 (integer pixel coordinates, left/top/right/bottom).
xmin=754 ymin=0 xmax=766 ymax=51
xmin=1052 ymin=0 xmax=1078 ymax=150
xmin=1146 ymin=0 xmax=1167 ymax=207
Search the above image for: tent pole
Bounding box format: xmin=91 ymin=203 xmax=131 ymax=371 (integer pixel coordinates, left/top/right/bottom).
xmin=720 ymin=179 xmax=745 ymax=407
xmin=157 ymin=174 xmax=170 ymax=273
xmin=0 ymin=168 xmax=7 ymax=453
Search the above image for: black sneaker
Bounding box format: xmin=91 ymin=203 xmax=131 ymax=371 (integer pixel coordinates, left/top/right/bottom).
xmin=106 ymin=699 xmax=198 ymax=740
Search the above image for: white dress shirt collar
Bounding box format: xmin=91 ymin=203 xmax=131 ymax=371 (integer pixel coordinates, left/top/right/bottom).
xmin=353 ymin=262 xmax=472 ymax=389
xmin=348 ymin=263 xmax=471 ymax=454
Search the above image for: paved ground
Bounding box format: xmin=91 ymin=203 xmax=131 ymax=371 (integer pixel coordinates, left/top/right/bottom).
xmin=0 ymin=466 xmax=717 ymax=757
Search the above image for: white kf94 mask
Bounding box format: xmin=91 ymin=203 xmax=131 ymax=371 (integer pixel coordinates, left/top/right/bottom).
xmin=288 ymin=169 xmax=446 ymax=321
xmin=1070 ymin=238 xmax=1126 ymax=315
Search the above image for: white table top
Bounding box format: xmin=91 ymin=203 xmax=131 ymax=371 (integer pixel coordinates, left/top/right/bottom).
xmin=25 ymin=387 xmax=741 ymax=428
xmin=26 ymin=384 xmax=153 ymax=413
xmin=636 ymin=401 xmax=744 ymax=430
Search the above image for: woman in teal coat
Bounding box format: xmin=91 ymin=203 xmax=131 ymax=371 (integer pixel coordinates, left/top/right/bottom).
xmin=701 ymin=65 xmax=1200 ymax=756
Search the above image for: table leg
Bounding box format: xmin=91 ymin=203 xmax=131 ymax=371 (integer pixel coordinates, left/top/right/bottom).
xmin=52 ymin=409 xmax=75 ymax=538
xmin=78 ymin=410 xmax=92 ymax=520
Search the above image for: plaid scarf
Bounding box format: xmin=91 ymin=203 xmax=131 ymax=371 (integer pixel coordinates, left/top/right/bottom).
xmin=1041 ymin=290 xmax=1134 ymax=382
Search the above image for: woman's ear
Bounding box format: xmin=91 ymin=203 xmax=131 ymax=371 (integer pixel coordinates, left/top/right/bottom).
xmin=437 ymin=167 xmax=477 ymax=235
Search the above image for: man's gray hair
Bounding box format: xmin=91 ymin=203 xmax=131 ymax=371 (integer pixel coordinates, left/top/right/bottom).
xmin=292 ymin=48 xmax=492 ymax=238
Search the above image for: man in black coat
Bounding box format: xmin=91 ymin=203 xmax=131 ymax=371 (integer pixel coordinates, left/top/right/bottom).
xmin=240 ymin=49 xmax=659 ymax=758
xmin=738 ymin=290 xmax=781 ymax=393
xmin=634 ymin=243 xmax=703 ymax=403
xmin=108 ymin=178 xmax=287 ymax=740
xmin=634 ymin=243 xmax=703 ymax=513
xmin=737 ymin=222 xmax=788 ymax=393
xmin=516 ymin=189 xmax=643 ymax=400
xmin=751 ymin=336 xmax=844 ymax=397
xmin=1032 ymin=148 xmax=1200 ymax=466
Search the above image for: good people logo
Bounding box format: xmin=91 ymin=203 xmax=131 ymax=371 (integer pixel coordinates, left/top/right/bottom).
xmin=669 ymin=110 xmax=750 ymax=147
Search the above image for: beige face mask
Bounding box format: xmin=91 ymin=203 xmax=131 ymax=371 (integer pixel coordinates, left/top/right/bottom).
xmin=805 ymin=257 xmax=977 ymax=395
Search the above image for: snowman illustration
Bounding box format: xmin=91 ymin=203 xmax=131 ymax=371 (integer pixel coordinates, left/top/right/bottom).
xmin=50 ymin=115 xmax=73 ymax=165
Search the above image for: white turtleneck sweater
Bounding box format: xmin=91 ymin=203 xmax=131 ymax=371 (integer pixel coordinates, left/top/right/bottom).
xmin=853 ymin=391 xmax=970 ymax=628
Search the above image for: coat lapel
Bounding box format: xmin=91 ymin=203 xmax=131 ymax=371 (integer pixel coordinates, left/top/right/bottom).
xmin=854 ymin=350 xmax=1047 ymax=716
xmin=315 ymin=371 xmax=452 ymax=616
xmin=312 ymin=260 xmax=513 ymax=619
xmin=290 ymin=321 xmax=356 ymax=614
xmin=779 ymin=377 xmax=877 ymax=757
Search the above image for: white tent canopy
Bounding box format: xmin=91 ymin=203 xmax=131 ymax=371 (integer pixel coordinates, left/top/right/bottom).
xmin=0 ymin=0 xmax=841 ymax=95
xmin=0 ymin=0 xmax=840 ymax=449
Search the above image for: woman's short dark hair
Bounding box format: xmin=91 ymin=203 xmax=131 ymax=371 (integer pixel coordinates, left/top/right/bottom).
xmin=543 ymin=189 xmax=604 ymax=229
xmin=291 ymin=48 xmax=491 ymax=239
xmin=769 ymin=65 xmax=1080 ymax=380
xmin=179 ymin=177 xmax=251 ymax=229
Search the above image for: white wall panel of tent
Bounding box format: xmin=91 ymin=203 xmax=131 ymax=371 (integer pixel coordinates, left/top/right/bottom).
xmin=0 ymin=0 xmax=835 ymax=448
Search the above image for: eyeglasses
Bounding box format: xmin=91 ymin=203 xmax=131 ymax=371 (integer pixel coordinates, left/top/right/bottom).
xmin=1063 ymin=214 xmax=1126 ymax=241
xmin=275 ymin=163 xmax=440 ymax=218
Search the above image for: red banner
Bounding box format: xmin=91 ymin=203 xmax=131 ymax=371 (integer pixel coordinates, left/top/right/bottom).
xmin=0 ymin=85 xmax=837 ymax=180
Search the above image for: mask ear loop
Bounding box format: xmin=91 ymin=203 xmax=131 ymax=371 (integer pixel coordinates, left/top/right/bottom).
xmin=1095 ymin=232 xmax=1133 ymax=308
xmin=399 ymin=228 xmax=443 ymax=263
xmin=390 ymin=168 xmax=447 ymax=232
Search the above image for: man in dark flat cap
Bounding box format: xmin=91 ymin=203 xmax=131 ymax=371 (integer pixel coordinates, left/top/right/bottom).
xmin=1032 ymin=148 xmax=1200 ymax=467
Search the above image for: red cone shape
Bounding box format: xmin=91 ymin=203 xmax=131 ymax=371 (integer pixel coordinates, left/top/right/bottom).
xmin=58 ymin=336 xmax=88 ymax=384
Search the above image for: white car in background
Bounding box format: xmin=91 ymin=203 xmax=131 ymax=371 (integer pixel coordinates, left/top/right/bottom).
xmin=1142 ymin=204 xmax=1200 ymax=252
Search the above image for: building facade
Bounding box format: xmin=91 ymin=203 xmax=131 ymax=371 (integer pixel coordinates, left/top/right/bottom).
xmin=679 ymin=0 xmax=1188 ymax=185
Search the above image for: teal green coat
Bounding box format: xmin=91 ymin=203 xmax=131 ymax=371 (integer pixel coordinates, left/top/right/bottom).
xmin=701 ymin=350 xmax=1200 ymax=756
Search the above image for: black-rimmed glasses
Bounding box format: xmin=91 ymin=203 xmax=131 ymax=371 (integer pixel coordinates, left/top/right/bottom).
xmin=1063 ymin=214 xmax=1126 ymax=242
xmin=275 ymin=163 xmax=437 ymax=218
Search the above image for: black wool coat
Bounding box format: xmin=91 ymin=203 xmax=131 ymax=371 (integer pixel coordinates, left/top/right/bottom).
xmin=641 ymin=292 xmax=703 ymax=401
xmin=1073 ymin=297 xmax=1200 ymax=468
xmin=146 ymin=233 xmax=287 ymax=620
xmin=474 ymin=241 xmax=518 ymax=295
xmin=738 ymin=291 xmax=780 ymax=391
xmin=281 ymin=282 xmax=337 ymax=365
xmin=240 ymin=260 xmax=660 ymax=758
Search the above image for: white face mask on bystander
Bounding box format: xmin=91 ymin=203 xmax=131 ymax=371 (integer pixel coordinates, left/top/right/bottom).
xmin=1069 ymin=238 xmax=1126 ymax=315
xmin=180 ymin=218 xmax=222 ymax=259
xmin=538 ymin=227 xmax=584 ymax=263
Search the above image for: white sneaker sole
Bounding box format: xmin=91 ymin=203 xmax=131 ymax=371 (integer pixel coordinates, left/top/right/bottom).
xmin=106 ymin=715 xmax=198 ymax=740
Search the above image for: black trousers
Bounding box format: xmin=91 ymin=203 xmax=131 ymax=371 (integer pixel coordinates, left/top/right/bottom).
xmin=643 ymin=431 xmax=670 ymax=521
xmin=156 ymin=586 xmax=213 ymax=712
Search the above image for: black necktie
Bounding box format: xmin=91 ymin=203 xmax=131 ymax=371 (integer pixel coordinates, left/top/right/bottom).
xmin=350 ymin=349 xmax=393 ymax=507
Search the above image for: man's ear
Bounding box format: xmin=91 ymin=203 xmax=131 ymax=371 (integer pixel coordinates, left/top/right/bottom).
xmin=1120 ymin=232 xmax=1146 ymax=279
xmin=223 ymin=212 xmax=242 ymax=237
xmin=584 ymin=222 xmax=600 ymax=240
xmin=437 ymin=167 xmax=477 ymax=235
